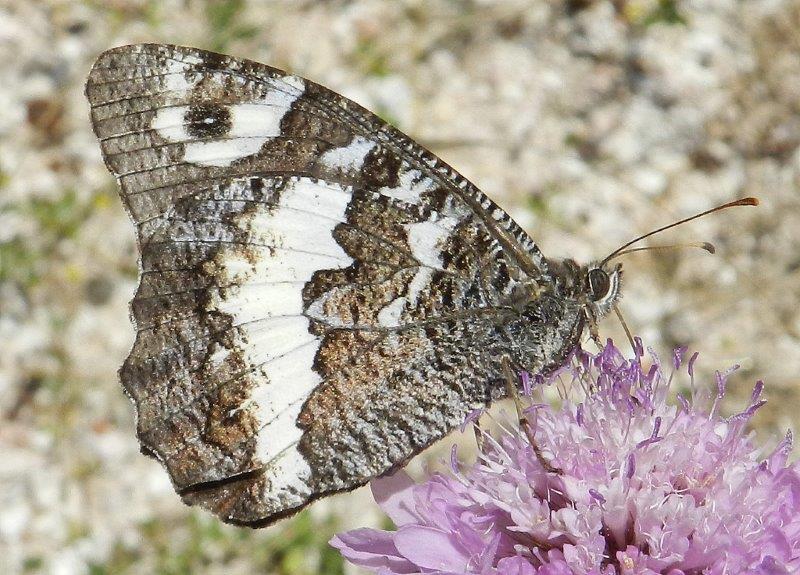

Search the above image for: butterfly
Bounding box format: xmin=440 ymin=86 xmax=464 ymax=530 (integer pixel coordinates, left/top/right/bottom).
xmin=86 ymin=43 xmax=625 ymax=527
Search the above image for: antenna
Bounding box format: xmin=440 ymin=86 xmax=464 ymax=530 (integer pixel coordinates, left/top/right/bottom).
xmin=611 ymin=241 xmax=716 ymax=259
xmin=600 ymin=197 xmax=759 ymax=267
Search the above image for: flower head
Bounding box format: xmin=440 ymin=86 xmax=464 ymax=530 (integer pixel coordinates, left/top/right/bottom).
xmin=331 ymin=340 xmax=800 ymax=574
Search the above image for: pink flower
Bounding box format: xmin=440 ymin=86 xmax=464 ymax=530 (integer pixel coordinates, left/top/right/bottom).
xmin=330 ymin=340 xmax=800 ymax=574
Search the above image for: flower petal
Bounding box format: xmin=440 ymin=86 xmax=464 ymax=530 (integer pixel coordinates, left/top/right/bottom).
xmin=496 ymin=555 xmax=536 ymax=575
xmin=371 ymin=470 xmax=420 ymax=527
xmin=394 ymin=525 xmax=469 ymax=571
xmin=329 ymin=528 xmax=415 ymax=573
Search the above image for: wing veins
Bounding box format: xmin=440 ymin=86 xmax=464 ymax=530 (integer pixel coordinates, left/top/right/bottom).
xmin=134 ymin=337 xmax=320 ymax=437
xmin=97 ymin=104 xmax=342 ymax=144
xmin=155 ymin=330 xmax=393 ymax=471
xmin=139 ymin=239 xmax=351 ymax=263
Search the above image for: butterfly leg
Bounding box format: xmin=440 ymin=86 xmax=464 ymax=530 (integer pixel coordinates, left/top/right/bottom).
xmin=584 ymin=308 xmax=603 ymax=349
xmin=500 ymin=357 xmax=561 ymax=474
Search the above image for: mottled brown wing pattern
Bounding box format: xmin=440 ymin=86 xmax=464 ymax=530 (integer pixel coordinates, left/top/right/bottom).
xmin=86 ymin=44 xmax=580 ymax=526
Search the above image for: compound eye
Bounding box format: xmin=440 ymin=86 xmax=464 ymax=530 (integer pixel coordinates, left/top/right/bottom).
xmin=587 ymin=268 xmax=610 ymax=301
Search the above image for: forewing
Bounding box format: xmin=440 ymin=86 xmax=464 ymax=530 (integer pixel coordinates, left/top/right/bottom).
xmin=86 ymin=44 xmax=560 ymax=525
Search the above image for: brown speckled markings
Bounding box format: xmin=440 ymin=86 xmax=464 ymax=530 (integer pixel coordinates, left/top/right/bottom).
xmin=86 ymin=44 xmax=619 ymax=527
xmin=120 ymin=178 xmax=285 ymax=488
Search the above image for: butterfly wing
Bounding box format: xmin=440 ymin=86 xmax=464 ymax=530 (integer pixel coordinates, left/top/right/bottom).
xmin=86 ymin=44 xmax=582 ymax=525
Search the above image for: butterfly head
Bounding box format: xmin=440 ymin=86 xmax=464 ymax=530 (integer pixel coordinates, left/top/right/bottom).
xmin=544 ymin=258 xmax=623 ymax=321
xmin=555 ymin=259 xmax=623 ymax=344
xmin=584 ymin=262 xmax=623 ymax=317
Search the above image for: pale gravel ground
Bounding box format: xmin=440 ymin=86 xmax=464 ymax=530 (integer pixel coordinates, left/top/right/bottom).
xmin=1 ymin=1 xmax=799 ymax=573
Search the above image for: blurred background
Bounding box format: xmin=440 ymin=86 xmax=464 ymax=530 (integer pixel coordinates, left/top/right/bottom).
xmin=1 ymin=0 xmax=798 ymax=573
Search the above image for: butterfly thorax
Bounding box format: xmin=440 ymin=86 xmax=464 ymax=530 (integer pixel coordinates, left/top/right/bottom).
xmin=486 ymin=257 xmax=616 ymax=386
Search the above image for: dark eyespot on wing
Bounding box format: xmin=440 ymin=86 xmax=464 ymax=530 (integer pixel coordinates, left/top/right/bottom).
xmin=184 ymin=103 xmax=232 ymax=138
